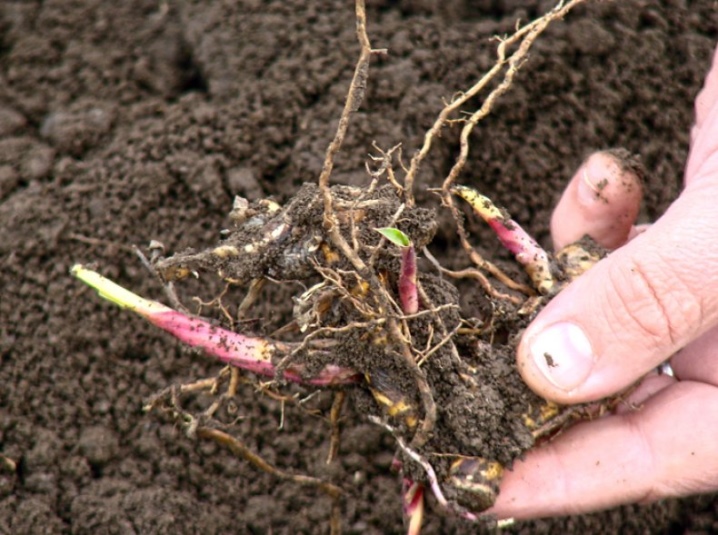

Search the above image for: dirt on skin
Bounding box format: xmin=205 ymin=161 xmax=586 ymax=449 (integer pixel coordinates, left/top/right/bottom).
xmin=2 ymin=1 xmax=718 ymax=534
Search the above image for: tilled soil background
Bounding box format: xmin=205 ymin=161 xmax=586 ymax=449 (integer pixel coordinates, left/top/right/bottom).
xmin=2 ymin=1 xmax=718 ymax=533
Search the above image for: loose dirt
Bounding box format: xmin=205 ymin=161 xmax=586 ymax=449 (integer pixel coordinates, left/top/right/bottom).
xmin=2 ymin=1 xmax=717 ymax=533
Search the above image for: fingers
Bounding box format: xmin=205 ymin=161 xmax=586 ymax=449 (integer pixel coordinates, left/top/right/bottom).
xmin=496 ymin=46 xmax=718 ymax=523
xmin=522 ymin=45 xmax=718 ymax=404
xmin=489 ymin=381 xmax=718 ymax=520
xmin=518 ymin=180 xmax=718 ymax=404
xmin=550 ymin=149 xmax=643 ymax=251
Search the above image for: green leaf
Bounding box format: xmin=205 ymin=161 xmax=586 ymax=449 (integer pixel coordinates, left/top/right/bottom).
xmin=375 ymin=227 xmax=411 ymax=248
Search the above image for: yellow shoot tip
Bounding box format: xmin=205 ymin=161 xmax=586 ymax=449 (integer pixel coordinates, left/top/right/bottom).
xmin=452 ymin=185 xmax=504 ymax=221
xmin=71 ymin=264 xmax=171 ymax=316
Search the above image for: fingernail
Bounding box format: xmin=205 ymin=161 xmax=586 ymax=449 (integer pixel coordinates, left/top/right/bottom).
xmin=528 ymin=322 xmax=595 ymax=392
xmin=577 ymin=161 xmax=609 ymax=205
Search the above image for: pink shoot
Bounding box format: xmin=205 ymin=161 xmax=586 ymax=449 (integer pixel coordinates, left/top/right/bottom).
xmin=398 ymin=246 xmax=418 ymax=314
xmin=71 ymin=265 xmax=360 ymax=386
xmin=452 ymin=186 xmax=556 ymax=295
xmin=375 ymin=228 xmax=419 ymax=314
xmin=403 ymin=478 xmax=425 ymax=535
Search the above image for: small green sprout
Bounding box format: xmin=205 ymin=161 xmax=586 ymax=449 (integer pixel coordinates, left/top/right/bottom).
xmin=375 ymin=227 xmax=412 ymax=248
xmin=375 ymin=227 xmax=418 ymax=314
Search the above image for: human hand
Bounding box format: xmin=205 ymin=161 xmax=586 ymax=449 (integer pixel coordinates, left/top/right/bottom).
xmin=489 ymin=46 xmax=718 ymax=520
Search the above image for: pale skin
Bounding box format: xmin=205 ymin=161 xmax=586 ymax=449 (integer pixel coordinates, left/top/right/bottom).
xmin=489 ymin=46 xmax=718 ymax=520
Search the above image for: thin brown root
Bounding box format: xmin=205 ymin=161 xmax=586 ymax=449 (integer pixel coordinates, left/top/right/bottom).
xmin=227 ymin=367 xmax=240 ymax=397
xmin=369 ymin=416 xmax=478 ymax=522
xmin=601 ymin=379 xmax=645 ymax=414
xmin=530 ymin=405 xmax=584 ymax=441
xmin=330 ymin=498 xmax=342 ymax=535
xmin=237 ymin=278 xmax=266 ymax=320
xmin=142 ymin=370 xmax=231 ymax=413
xmin=396 ymin=330 xmax=436 ymax=450
xmin=402 ymin=0 xmax=588 ymax=202
xmin=191 ymin=283 xmax=234 ymax=326
xmin=438 ymin=266 xmax=526 ymax=305
xmin=447 ymin=195 xmax=536 ymax=296
xmin=415 ymin=282 xmax=464 ymax=368
xmin=274 ymin=319 xmax=381 ymax=381
xmin=367 ymin=141 xmax=404 ymax=197
xmin=203 ymin=367 xmax=243 ymax=420
xmin=256 ymin=384 xmax=323 ymax=419
xmin=401 ymin=303 xmax=460 ymax=322
xmin=311 ymin=263 xmax=376 ymax=318
xmin=327 ymin=391 xmax=346 ymax=464
xmin=148 ymin=377 xmax=343 ymax=531
xmin=435 ymin=1 xmax=588 ymax=297
xmin=312 ymin=0 xmax=439 ymax=451
xmin=69 ymin=232 xmax=137 ymax=253
xmin=417 ymin=324 xmax=461 ymax=367
xmin=317 ymin=0 xmax=380 ymax=275
xmin=197 ymin=426 xmax=344 ymax=500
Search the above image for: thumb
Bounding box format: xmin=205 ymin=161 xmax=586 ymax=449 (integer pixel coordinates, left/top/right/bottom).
xmin=517 ymin=181 xmax=718 ymax=403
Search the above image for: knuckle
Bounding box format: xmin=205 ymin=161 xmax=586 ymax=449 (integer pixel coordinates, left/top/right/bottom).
xmin=605 ymin=253 xmax=700 ymax=352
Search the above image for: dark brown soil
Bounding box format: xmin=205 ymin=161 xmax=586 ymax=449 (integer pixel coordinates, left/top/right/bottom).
xmin=2 ymin=1 xmax=717 ymax=534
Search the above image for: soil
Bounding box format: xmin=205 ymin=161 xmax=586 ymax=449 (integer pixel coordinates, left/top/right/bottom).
xmin=2 ymin=1 xmax=718 ymax=534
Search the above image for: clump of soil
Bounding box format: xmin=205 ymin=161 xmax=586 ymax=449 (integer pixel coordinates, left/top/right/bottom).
xmin=2 ymin=0 xmax=717 ymax=534
xmin=147 ymin=178 xmax=560 ymax=519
